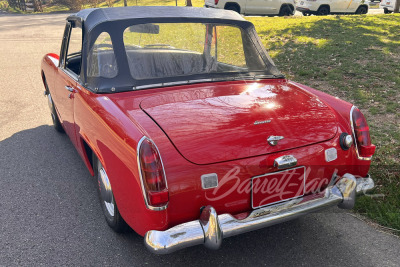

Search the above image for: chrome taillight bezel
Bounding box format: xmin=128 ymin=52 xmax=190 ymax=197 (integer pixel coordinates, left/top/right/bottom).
xmin=137 ymin=136 xmax=168 ymax=211
xmin=349 ymin=106 xmax=373 ymax=161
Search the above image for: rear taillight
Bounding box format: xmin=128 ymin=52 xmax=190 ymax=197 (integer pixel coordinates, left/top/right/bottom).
xmin=138 ymin=137 xmax=168 ymax=209
xmin=351 ymin=107 xmax=376 ymax=159
xmin=215 ymin=0 xmax=219 ymax=4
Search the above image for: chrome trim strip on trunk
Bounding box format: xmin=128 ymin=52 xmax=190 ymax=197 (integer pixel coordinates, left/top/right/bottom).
xmin=144 ymin=174 xmax=374 ymax=254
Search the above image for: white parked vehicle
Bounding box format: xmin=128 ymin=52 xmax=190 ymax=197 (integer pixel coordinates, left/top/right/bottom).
xmin=296 ymin=0 xmax=369 ymax=15
xmin=204 ymin=0 xmax=296 ymax=16
xmin=380 ymin=0 xmax=395 ymax=13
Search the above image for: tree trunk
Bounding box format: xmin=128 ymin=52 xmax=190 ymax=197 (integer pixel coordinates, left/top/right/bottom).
xmin=124 ymin=0 xmax=127 ymax=7
xmin=186 ymin=0 xmax=192 ymax=6
xmin=395 ymin=0 xmax=400 ymax=13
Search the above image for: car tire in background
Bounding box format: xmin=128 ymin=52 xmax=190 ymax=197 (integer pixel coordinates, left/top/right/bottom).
xmin=355 ymin=6 xmax=368 ymax=14
xmin=317 ymin=5 xmax=330 ymax=15
xmin=279 ymin=5 xmax=294 ymax=16
xmin=384 ymin=8 xmax=392 ymax=14
xmin=94 ymin=155 xmax=128 ymax=233
xmin=224 ymin=3 xmax=240 ymax=13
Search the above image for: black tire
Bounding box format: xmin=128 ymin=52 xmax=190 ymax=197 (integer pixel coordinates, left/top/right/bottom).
xmin=94 ymin=156 xmax=128 ymax=233
xmin=44 ymin=79 xmax=64 ymax=133
xmin=384 ymin=8 xmax=392 ymax=14
xmin=225 ymin=4 xmax=240 ymax=13
xmin=279 ymin=5 xmax=294 ymax=16
xmin=317 ymin=6 xmax=330 ymax=15
xmin=356 ymin=6 xmax=368 ymax=14
xmin=302 ymin=11 xmax=311 ymax=16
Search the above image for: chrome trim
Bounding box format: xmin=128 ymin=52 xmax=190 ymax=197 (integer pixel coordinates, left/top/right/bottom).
xmin=134 ymin=83 xmax=163 ymax=90
xmin=133 ymin=79 xmax=214 ymax=90
xmin=250 ymin=166 xmax=306 ymax=209
xmin=335 ymin=173 xmax=357 ymax=210
xmin=350 ymin=106 xmax=372 ymax=161
xmin=191 ymin=78 xmax=213 ymax=83
xmin=60 ymin=67 xmax=79 ymax=82
xmin=199 ymin=206 xmax=222 ymax=250
xmin=267 ymin=135 xmax=284 ymax=146
xmin=254 ymin=120 xmax=271 ymax=125
xmin=144 ymin=174 xmax=374 ymax=254
xmin=273 ymin=155 xmax=297 ymax=169
xmin=344 ymin=134 xmax=353 ymax=148
xmin=355 ymin=174 xmax=374 ymax=195
xmin=144 ymin=221 xmax=204 ymax=254
xmin=65 ymin=85 xmax=74 ymax=92
xmin=99 ymin=163 xmax=115 ymax=217
xmin=136 ymin=136 xmax=168 ymax=211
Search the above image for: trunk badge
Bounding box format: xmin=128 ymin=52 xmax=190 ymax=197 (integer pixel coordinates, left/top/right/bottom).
xmin=267 ymin=136 xmax=284 ymax=146
xmin=254 ymin=120 xmax=271 ymax=125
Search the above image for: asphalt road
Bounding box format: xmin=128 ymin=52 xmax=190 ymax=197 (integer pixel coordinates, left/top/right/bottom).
xmin=0 ymin=12 xmax=399 ymax=266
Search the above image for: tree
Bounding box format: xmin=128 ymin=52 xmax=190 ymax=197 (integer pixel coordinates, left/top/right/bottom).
xmin=395 ymin=0 xmax=400 ymax=13
xmin=186 ymin=0 xmax=192 ymax=6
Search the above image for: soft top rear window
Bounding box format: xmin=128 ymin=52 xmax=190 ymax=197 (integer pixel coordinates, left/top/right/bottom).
xmin=122 ymin=23 xmax=268 ymax=80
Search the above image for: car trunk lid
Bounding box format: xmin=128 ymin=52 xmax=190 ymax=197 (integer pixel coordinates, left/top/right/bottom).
xmin=140 ymin=80 xmax=338 ymax=165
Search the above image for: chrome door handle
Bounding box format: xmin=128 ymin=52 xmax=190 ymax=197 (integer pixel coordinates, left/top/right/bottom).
xmin=65 ymin=86 xmax=74 ymax=92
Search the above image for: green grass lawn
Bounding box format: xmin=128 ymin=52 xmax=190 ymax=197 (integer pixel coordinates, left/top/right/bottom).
xmin=248 ymin=14 xmax=400 ymax=233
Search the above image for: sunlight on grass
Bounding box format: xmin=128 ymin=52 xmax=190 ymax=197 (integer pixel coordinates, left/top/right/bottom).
xmin=295 ymin=36 xmax=329 ymax=48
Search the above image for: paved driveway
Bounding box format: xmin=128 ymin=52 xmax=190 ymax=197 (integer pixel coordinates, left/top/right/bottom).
xmin=0 ymin=12 xmax=398 ymax=266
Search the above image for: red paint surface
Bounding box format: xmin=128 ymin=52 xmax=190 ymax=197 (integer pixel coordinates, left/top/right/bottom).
xmin=41 ymin=53 xmax=374 ymax=236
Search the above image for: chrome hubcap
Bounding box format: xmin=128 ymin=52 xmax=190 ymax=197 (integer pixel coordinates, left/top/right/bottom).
xmin=98 ymin=164 xmax=114 ymax=217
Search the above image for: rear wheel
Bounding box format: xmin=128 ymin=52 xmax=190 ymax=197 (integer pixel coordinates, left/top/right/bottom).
xmin=94 ymin=156 xmax=127 ymax=232
xmin=225 ymin=4 xmax=240 ymax=13
xmin=279 ymin=5 xmax=294 ymax=16
xmin=317 ymin=6 xmax=330 ymax=15
xmin=356 ymin=6 xmax=368 ymax=14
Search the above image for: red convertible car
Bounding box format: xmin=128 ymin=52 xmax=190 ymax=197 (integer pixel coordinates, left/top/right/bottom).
xmin=41 ymin=6 xmax=376 ymax=254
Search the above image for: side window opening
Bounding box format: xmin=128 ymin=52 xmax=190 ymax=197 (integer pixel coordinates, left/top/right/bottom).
xmin=87 ymin=32 xmax=118 ymax=79
xmin=65 ymin=25 xmax=82 ymax=76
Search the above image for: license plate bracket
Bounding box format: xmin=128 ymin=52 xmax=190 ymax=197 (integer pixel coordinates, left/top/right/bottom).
xmin=251 ymin=166 xmax=306 ymax=209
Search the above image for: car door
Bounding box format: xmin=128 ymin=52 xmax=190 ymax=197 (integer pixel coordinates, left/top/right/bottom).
xmin=347 ymin=0 xmax=361 ymax=12
xmin=245 ymin=0 xmax=273 ymax=15
xmin=53 ymin=22 xmax=82 ymax=145
xmin=334 ymin=0 xmax=352 ymax=12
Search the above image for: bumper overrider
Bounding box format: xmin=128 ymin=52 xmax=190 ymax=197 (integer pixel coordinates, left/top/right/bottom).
xmin=145 ymin=174 xmax=374 ymax=254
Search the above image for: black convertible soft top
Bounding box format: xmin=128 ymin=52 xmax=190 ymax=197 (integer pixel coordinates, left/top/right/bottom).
xmin=65 ymin=7 xmax=282 ymax=93
xmin=67 ymin=6 xmax=250 ymax=35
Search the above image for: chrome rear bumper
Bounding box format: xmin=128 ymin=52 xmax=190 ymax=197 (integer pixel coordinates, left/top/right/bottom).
xmin=145 ymin=174 xmax=374 ymax=254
